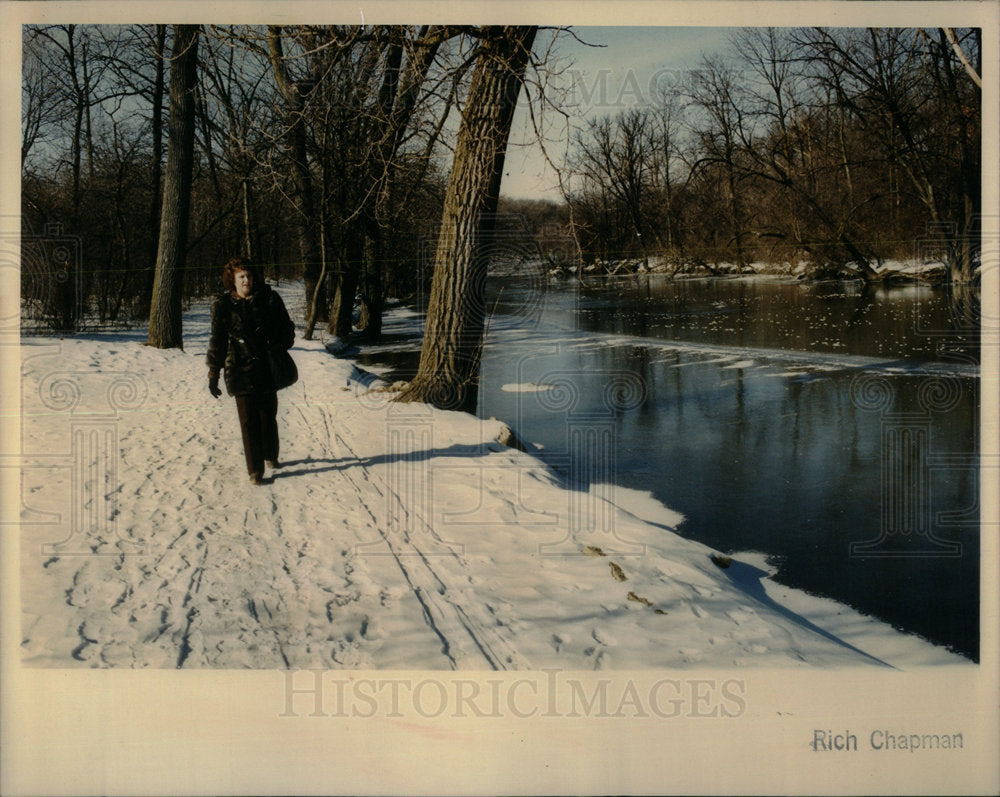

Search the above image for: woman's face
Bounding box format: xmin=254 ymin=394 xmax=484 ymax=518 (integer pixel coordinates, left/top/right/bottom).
xmin=234 ymin=269 xmax=253 ymax=298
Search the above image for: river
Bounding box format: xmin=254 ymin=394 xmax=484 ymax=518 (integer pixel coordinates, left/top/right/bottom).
xmin=358 ymin=273 xmax=981 ymax=661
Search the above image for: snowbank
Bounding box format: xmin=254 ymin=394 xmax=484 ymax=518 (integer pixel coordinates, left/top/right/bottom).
xmin=17 ymin=284 xmax=969 ymax=669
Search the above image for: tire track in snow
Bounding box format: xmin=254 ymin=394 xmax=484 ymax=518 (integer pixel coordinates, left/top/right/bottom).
xmin=326 ymin=423 xmax=529 ymax=670
xmin=175 ymin=532 xmax=208 ymax=668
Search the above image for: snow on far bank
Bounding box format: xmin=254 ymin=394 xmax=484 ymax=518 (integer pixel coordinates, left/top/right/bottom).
xmin=553 ymin=256 xmax=955 ymax=280
xmin=501 ymin=382 xmax=557 ymax=393
xmin=16 ymin=284 xmax=970 ymax=670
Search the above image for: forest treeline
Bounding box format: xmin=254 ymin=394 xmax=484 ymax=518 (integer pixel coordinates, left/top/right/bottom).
xmin=21 ymin=24 xmax=460 ymax=333
xmin=562 ymin=27 xmax=981 ymax=282
xmin=21 ymin=25 xmax=981 ymax=335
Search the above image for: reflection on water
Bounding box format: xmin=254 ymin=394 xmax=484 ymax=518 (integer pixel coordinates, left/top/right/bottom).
xmin=360 ymin=274 xmax=981 ymax=660
xmin=556 ymin=275 xmax=976 ymax=363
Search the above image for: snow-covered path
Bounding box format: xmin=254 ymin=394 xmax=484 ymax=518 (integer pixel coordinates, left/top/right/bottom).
xmin=17 ymin=287 xmax=970 ymax=669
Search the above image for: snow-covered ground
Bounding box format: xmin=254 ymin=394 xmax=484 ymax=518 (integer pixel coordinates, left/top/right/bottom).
xmin=17 ymin=283 xmax=970 ymax=669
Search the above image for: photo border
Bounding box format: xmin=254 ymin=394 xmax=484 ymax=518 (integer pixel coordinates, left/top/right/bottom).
xmin=2 ymin=2 xmax=997 ymax=794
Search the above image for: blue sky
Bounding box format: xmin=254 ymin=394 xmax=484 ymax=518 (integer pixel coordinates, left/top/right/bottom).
xmin=502 ymin=26 xmax=737 ymax=201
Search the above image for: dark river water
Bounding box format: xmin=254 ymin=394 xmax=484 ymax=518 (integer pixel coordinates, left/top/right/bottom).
xmin=358 ymin=274 xmax=981 ymax=661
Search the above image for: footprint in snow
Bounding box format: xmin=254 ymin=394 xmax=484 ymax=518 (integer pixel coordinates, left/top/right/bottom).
xmin=591 ymin=628 xmax=615 ymax=646
xmin=726 ymin=608 xmax=758 ymax=626
xmin=360 ymin=616 xmax=385 ymax=641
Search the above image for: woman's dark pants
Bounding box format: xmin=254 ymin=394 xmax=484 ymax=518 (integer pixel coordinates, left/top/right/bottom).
xmin=235 ymin=391 xmax=278 ymax=476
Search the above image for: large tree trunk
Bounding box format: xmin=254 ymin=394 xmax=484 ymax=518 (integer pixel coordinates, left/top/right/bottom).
xmin=396 ymin=26 xmax=536 ymax=413
xmin=139 ymin=24 xmax=167 ymax=319
xmin=357 ymin=226 xmax=384 ymax=340
xmin=267 ymin=26 xmax=324 ymax=330
xmin=328 ymin=234 xmax=362 ymax=340
xmin=147 ymin=25 xmax=199 ymax=349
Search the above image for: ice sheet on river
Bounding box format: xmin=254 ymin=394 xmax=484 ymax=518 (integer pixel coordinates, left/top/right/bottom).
xmin=487 ymin=319 xmax=979 ymax=379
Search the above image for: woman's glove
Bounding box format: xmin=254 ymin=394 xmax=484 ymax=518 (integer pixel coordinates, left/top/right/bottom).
xmin=208 ymin=369 xmax=222 ymax=398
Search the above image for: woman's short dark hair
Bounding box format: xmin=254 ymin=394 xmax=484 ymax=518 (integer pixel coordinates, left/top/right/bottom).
xmin=221 ymin=258 xmax=257 ymax=292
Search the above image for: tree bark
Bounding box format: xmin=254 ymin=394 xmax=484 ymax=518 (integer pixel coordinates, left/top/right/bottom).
xmin=241 ymin=178 xmax=254 ymax=261
xmin=396 ymin=26 xmax=536 ymax=413
xmin=942 ymin=27 xmax=982 ymax=89
xmin=147 ymin=25 xmax=199 ymax=349
xmin=139 ymin=24 xmax=167 ymax=318
xmin=358 ymin=227 xmax=383 ymax=340
xmin=328 ymin=234 xmax=362 ymax=341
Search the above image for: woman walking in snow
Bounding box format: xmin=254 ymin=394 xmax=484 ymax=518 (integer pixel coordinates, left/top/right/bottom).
xmin=206 ymin=259 xmax=296 ymax=485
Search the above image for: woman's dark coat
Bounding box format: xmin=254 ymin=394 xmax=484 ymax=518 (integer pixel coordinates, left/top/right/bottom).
xmin=206 ymin=283 xmax=295 ymax=397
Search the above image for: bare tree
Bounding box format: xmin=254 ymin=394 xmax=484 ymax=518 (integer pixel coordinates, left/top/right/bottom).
xmin=22 ymin=24 xmax=109 ymax=328
xmin=396 ymin=25 xmax=537 ymax=413
xmin=941 ymin=27 xmax=981 ymax=89
xmin=21 ymin=30 xmax=63 ymax=167
xmin=571 ymin=110 xmax=656 ymax=266
xmin=799 ymin=27 xmax=980 ymax=282
xmin=148 ymin=25 xmax=200 ymax=348
xmin=687 ymin=56 xmax=752 ymax=268
xmin=199 ymin=26 xmax=277 ymax=264
xmin=929 ymin=27 xmax=980 ymax=283
xmin=357 ymin=25 xmax=451 ymax=341
xmin=268 ymin=24 xmax=458 ymax=341
xmin=267 ymin=25 xmax=324 ymax=327
xmin=647 ymin=86 xmax=689 ymax=261
xmin=729 ymin=28 xmax=881 ymax=277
